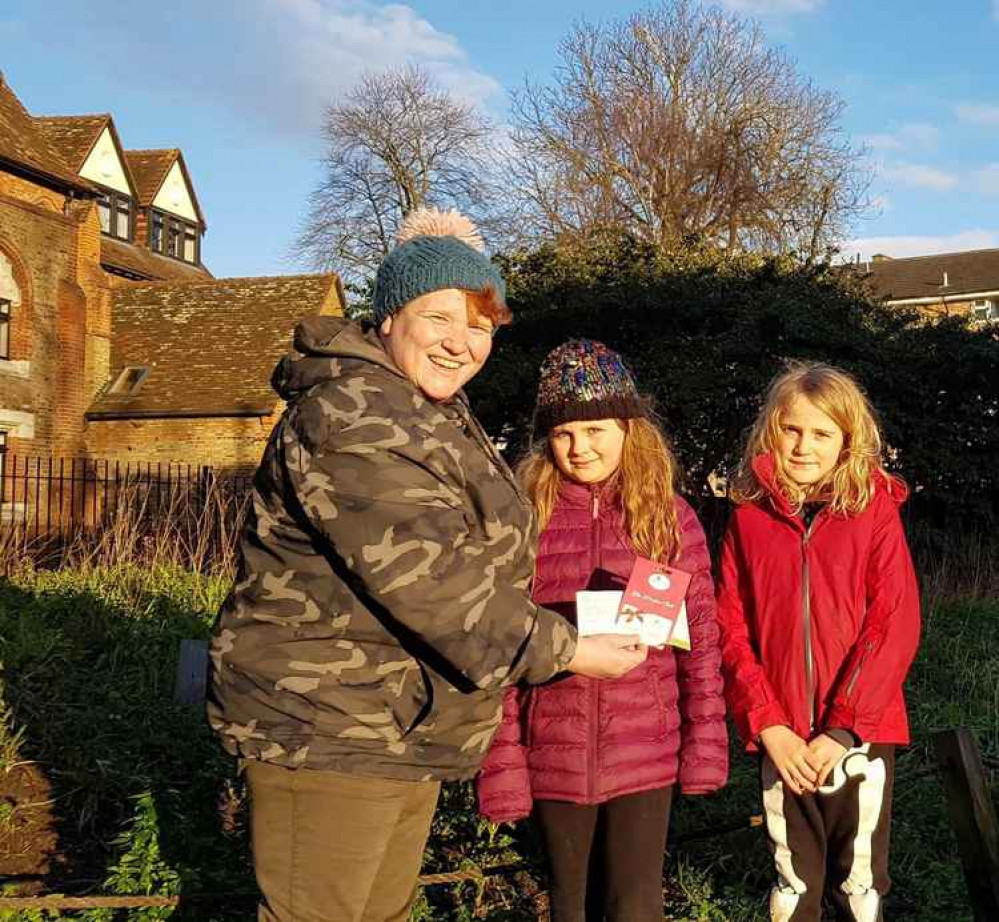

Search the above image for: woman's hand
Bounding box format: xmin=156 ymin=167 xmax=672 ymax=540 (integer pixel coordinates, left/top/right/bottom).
xmin=759 ymin=725 xmax=819 ymax=795
xmin=807 ymin=733 xmax=849 ymax=788
xmin=567 ymin=634 xmax=647 ymax=679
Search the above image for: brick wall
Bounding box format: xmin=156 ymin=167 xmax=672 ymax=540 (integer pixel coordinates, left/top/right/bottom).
xmin=85 ymin=410 xmax=283 ymax=470
xmin=0 ymin=181 xmax=112 ymax=458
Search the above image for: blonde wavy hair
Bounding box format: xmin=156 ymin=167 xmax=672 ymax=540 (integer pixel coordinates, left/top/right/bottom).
xmin=519 ymin=416 xmax=683 ymax=564
xmin=729 ymin=362 xmax=888 ymax=515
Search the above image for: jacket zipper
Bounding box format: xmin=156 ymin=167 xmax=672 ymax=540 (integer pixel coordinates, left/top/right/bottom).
xmin=587 ymin=487 xmax=601 ymax=801
xmin=801 ymin=518 xmax=816 ymax=733
xmin=845 ymin=639 xmax=877 ymax=700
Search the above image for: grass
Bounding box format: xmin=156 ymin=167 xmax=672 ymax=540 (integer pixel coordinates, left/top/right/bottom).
xmin=0 ymin=519 xmax=996 ymax=919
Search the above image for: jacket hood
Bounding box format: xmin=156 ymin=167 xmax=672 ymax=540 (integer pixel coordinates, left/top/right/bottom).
xmin=750 ymin=453 xmax=909 ymax=517
xmin=271 ymin=316 xmax=401 ymax=401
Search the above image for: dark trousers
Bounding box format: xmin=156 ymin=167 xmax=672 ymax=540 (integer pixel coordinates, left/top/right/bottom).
xmin=761 ymin=744 xmax=895 ymax=922
xmin=534 ymin=786 xmax=674 ymax=922
xmin=245 ymin=760 xmax=440 ymax=922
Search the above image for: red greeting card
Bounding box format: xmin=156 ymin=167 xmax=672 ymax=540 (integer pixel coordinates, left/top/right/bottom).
xmin=617 ymin=557 xmax=692 ymax=647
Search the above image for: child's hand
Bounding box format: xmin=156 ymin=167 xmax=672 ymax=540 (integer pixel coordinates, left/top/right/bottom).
xmin=759 ymin=725 xmax=818 ymax=795
xmin=807 ymin=733 xmax=849 ymax=788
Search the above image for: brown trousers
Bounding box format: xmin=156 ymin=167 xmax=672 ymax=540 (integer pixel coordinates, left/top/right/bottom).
xmin=244 ymin=761 xmax=440 ymax=922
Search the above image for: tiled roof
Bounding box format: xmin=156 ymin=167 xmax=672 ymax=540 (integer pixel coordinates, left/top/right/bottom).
xmin=855 ymin=248 xmax=999 ymax=302
xmin=124 ymin=149 xmax=177 ymax=205
xmin=88 ymin=274 xmax=343 ymax=419
xmin=33 ymin=114 xmax=109 ymax=171
xmin=0 ymin=72 xmax=96 ymax=193
xmin=101 ymin=238 xmax=212 ymax=282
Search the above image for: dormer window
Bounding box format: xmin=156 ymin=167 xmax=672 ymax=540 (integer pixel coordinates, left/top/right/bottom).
xmin=109 ymin=366 xmax=149 ymax=396
xmin=98 ymin=191 xmax=133 ymax=241
xmin=149 ymin=208 xmax=199 ymax=265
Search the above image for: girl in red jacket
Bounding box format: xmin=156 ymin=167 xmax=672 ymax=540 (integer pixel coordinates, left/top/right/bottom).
xmin=478 ymin=340 xmax=728 ymax=922
xmin=717 ymin=362 xmax=921 ymax=922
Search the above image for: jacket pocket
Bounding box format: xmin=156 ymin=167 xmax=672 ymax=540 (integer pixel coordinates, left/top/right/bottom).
xmin=525 ymin=687 xmax=539 ymax=749
xmin=315 ymin=647 xmax=431 ymax=742
xmin=646 ymin=669 xmax=674 ymax=741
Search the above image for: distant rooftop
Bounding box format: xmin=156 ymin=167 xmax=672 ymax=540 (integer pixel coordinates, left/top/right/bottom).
xmin=849 ymin=247 xmax=999 ymax=302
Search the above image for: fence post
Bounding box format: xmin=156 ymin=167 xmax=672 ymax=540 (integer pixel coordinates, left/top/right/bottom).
xmin=174 ymin=638 xmax=209 ymax=706
xmin=933 ymin=727 xmax=999 ymax=922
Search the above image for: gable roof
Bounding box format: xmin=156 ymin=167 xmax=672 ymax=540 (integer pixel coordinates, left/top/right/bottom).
xmin=101 ymin=238 xmax=212 ymax=282
xmin=33 ymin=114 xmax=108 ymax=171
xmin=856 ymin=248 xmax=999 ymax=303
xmin=124 ymin=148 xmax=206 ymax=227
xmin=87 ymin=274 xmax=344 ymax=419
xmin=34 ymin=113 xmax=138 ymax=197
xmin=0 ymin=72 xmax=97 ymax=194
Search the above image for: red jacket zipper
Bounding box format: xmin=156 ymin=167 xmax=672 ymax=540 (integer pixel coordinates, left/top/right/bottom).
xmin=587 ymin=487 xmax=601 ymax=800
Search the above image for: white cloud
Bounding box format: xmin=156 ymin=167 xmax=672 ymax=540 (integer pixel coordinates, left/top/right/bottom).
xmin=718 ymin=0 xmax=823 ymax=12
xmin=56 ymin=0 xmax=502 ymax=142
xmin=880 ymin=162 xmax=958 ymax=191
xmin=956 ymin=102 xmax=999 ymax=126
xmin=255 ymin=0 xmax=502 ymax=119
xmin=861 ymin=123 xmax=938 ymax=152
xmin=840 ymin=230 xmax=999 ymax=262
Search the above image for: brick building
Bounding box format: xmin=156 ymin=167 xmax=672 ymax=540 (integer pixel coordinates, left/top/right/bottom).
xmin=0 ymin=72 xmax=343 ymax=472
xmin=854 ymin=250 xmax=999 ymax=324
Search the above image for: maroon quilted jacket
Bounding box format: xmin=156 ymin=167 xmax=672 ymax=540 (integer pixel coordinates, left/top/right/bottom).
xmin=477 ymin=480 xmax=729 ymax=822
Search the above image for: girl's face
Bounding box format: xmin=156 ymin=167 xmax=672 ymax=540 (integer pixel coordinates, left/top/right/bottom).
xmin=776 ymin=394 xmax=845 ymax=490
xmin=549 ymin=418 xmax=626 ymax=485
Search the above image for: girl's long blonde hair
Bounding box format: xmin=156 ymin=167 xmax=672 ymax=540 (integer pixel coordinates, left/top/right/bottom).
xmin=519 ymin=416 xmax=683 ymax=564
xmin=729 ymin=361 xmax=888 ymax=515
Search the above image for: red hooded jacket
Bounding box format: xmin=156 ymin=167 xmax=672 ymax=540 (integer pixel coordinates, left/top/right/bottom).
xmin=477 ymin=480 xmax=729 ymax=823
xmin=717 ymin=454 xmax=921 ymax=749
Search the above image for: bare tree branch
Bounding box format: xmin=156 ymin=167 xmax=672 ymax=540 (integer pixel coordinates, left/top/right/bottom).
xmin=292 ymin=66 xmax=496 ymax=285
xmin=505 ymin=0 xmax=870 ymax=261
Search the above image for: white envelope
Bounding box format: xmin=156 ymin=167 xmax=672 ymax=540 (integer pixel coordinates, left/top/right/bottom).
xmin=575 ymin=590 xmax=676 ymax=648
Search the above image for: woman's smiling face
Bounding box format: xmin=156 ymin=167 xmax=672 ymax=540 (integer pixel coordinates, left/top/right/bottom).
xmin=379 ymin=289 xmax=494 ymax=401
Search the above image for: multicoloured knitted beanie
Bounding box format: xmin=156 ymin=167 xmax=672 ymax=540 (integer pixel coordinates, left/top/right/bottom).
xmin=533 ymin=340 xmax=648 ymax=437
xmin=372 ymin=207 xmax=507 ymax=324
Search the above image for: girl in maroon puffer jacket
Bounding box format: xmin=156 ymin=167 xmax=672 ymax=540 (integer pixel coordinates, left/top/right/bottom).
xmin=717 ymin=362 xmax=921 ymax=922
xmin=477 ymin=340 xmax=728 ymax=922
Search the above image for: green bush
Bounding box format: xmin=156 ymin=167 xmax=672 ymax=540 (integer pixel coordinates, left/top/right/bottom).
xmin=469 ymin=229 xmax=999 ymax=531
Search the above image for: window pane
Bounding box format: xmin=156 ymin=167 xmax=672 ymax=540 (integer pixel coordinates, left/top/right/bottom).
xmin=151 ymin=213 xmax=163 ymax=252
xmin=114 ymin=205 xmax=129 ymax=239
xmin=0 ymin=319 xmax=9 ymax=360
xmin=184 ymin=230 xmax=196 ymax=262
xmin=98 ymin=199 xmax=111 ymax=233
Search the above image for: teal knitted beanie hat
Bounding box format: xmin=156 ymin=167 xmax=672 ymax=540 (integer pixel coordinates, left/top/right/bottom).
xmin=372 ymin=208 xmax=506 ymax=324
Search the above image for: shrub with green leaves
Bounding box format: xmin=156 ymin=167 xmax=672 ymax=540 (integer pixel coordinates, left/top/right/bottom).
xmin=469 ymin=229 xmax=999 ymax=532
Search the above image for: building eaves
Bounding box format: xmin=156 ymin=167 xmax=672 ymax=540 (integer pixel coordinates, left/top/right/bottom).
xmin=0 ymin=72 xmax=98 ymax=195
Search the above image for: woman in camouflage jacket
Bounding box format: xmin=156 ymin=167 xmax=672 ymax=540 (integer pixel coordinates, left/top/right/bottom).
xmin=207 ymin=208 xmax=646 ymax=922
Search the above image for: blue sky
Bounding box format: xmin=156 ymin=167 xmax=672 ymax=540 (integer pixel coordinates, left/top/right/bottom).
xmin=2 ymin=0 xmax=998 ymax=277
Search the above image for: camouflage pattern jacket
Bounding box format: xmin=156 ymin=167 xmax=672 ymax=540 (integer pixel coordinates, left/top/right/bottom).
xmin=207 ymin=316 xmax=577 ymax=781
